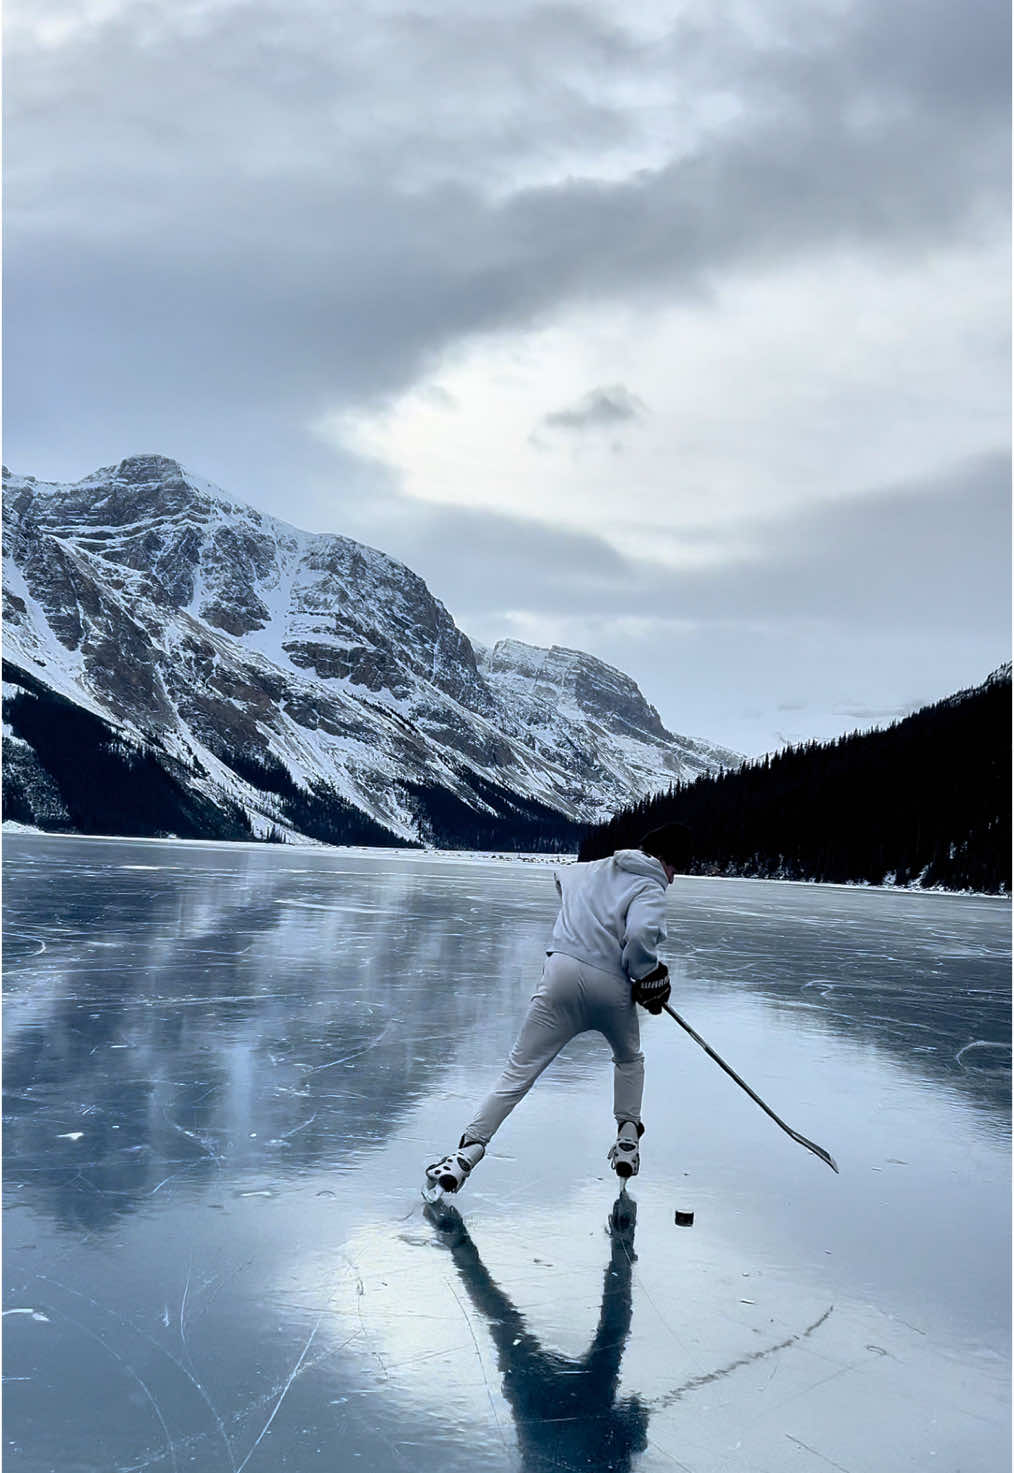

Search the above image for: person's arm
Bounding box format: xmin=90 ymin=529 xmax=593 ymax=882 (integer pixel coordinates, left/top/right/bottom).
xmin=620 ymin=882 xmax=667 ymax=980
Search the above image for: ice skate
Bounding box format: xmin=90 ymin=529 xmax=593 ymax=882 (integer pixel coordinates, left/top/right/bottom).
xmin=424 ymin=1138 xmax=485 ymax=1195
xmin=607 ymin=1121 xmax=643 ymax=1179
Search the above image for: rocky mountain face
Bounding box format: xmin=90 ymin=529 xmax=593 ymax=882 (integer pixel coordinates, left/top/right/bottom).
xmin=478 ymin=639 xmax=736 ymax=797
xmin=2 ymin=455 xmax=740 ymax=848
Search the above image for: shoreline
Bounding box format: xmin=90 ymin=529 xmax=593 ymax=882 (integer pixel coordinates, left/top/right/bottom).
xmin=3 ymin=824 xmax=1009 ymax=900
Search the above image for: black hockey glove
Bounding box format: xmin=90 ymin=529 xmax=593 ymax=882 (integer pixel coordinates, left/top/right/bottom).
xmin=631 ymin=962 xmax=670 ymax=1014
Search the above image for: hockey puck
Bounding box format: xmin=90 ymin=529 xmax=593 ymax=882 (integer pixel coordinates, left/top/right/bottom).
xmin=674 ymin=1209 xmax=695 ymax=1227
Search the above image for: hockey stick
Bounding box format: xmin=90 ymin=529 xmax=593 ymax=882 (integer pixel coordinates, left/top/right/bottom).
xmin=662 ymin=1003 xmax=839 ymax=1174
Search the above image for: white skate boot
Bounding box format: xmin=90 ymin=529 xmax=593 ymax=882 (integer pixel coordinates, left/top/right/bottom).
xmin=608 ymin=1121 xmax=643 ymax=1179
xmin=425 ymin=1138 xmax=485 ymax=1194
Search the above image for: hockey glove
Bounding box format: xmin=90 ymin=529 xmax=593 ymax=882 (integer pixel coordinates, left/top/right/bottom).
xmin=631 ymin=962 xmax=670 ymax=1014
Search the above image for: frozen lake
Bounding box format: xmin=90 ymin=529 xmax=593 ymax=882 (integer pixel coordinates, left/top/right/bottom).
xmin=3 ymin=833 xmax=1010 ymax=1472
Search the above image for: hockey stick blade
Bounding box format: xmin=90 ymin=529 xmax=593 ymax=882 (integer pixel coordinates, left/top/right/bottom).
xmin=662 ymin=1003 xmax=839 ymax=1174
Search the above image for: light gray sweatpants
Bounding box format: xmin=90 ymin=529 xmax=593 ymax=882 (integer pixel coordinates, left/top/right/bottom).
xmin=463 ymin=951 xmax=644 ymax=1145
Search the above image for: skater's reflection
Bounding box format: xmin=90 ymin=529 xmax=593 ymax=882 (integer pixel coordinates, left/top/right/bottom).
xmin=425 ymin=1192 xmax=649 ymax=1472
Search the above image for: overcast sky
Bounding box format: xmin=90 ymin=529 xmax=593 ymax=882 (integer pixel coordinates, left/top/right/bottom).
xmin=5 ymin=0 xmax=1010 ymax=757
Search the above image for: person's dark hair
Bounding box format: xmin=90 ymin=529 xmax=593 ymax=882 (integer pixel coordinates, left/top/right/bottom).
xmin=639 ymin=822 xmax=693 ymax=870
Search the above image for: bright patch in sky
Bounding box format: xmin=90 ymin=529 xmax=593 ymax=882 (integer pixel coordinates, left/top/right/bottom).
xmin=323 ymin=240 xmax=1008 ymax=572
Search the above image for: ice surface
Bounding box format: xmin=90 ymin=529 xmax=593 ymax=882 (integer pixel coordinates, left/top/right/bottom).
xmin=3 ymin=835 xmax=1010 ymax=1472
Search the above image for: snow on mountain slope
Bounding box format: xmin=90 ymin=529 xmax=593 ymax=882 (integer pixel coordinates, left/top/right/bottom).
xmin=479 ymin=639 xmax=739 ymax=797
xmin=2 ymin=455 xmax=741 ymax=846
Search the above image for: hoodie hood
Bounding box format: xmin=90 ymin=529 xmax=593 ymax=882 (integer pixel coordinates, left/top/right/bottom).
xmin=613 ymin=850 xmax=667 ymax=884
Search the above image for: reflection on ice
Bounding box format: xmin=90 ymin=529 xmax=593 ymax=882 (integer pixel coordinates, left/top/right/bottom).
xmin=3 ymin=835 xmax=1010 ymax=1473
xmin=425 ymin=1192 xmax=648 ymax=1473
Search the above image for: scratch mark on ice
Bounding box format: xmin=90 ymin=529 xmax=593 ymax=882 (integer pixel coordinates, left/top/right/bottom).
xmin=448 ymin=1280 xmax=508 ymax=1454
xmin=280 ymin=1112 xmax=318 ymax=1139
xmin=299 ymin=1018 xmax=397 ymax=1074
xmin=651 ymin=1306 xmax=834 ymax=1412
xmin=235 ymin=1316 xmax=322 ymax=1473
xmin=39 ymin=1274 xmax=235 ymax=1472
xmin=784 ymin=1432 xmax=855 ymax=1471
xmin=47 ymin=1304 xmax=180 ymax=1473
xmin=179 ymin=1264 xmax=192 ymax=1362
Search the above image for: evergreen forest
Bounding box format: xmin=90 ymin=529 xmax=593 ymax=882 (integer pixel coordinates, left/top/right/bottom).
xmin=579 ymin=669 xmax=1011 ymax=894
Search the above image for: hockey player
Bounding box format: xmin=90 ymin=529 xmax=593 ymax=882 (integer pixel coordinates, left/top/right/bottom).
xmin=426 ymin=822 xmax=692 ymax=1194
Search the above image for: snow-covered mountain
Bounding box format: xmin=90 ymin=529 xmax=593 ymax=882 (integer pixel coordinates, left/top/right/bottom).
xmin=2 ymin=455 xmax=740 ymax=846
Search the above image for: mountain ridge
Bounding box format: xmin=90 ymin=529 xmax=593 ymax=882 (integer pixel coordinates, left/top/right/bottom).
xmin=3 ymin=454 xmax=741 ymax=847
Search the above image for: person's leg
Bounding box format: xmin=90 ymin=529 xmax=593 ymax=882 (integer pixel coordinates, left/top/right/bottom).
xmin=587 ymin=978 xmax=644 ymax=1127
xmin=611 ymin=1038 xmax=645 ymax=1128
xmin=462 ymin=954 xmax=584 ymax=1145
xmin=597 ymin=1000 xmax=645 ymax=1177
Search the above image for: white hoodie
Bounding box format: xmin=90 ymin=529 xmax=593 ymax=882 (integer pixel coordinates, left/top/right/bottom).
xmin=547 ymin=849 xmax=668 ymax=982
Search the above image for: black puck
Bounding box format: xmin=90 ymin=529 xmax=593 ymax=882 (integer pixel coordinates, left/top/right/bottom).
xmin=674 ymin=1209 xmax=695 ymax=1227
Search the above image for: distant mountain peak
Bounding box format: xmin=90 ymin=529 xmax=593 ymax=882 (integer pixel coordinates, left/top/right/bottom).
xmin=111 ymin=453 xmax=189 ymax=482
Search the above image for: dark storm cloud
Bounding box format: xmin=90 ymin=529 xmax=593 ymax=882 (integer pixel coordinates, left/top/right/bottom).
xmin=4 ymin=0 xmax=1009 ymax=491
xmin=541 ymin=385 xmax=648 ymax=432
xmin=333 ymin=491 xmax=631 ymax=616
